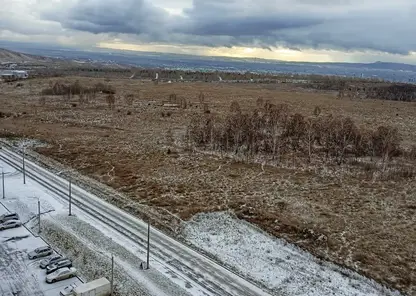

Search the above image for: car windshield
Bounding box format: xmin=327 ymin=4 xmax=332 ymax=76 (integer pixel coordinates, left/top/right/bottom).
xmin=63 ymin=286 xmax=74 ymax=292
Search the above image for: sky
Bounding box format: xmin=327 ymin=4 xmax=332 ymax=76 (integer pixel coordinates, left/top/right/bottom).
xmin=1 ymin=0 xmax=416 ymax=63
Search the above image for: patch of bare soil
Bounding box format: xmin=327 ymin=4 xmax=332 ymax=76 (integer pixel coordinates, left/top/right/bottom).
xmin=1 ymin=77 xmax=415 ymax=295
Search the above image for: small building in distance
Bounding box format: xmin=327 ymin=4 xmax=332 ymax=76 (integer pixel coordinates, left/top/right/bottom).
xmin=0 ymin=70 xmax=29 ymax=81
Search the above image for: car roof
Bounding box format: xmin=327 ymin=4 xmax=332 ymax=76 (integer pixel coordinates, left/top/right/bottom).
xmin=0 ymin=213 xmax=17 ymax=217
xmin=51 ymin=255 xmax=62 ymax=259
xmin=37 ymin=246 xmax=50 ymax=251
xmin=3 ymin=220 xmax=18 ymax=223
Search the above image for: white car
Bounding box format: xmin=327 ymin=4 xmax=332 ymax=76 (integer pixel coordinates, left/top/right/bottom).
xmin=0 ymin=212 xmax=19 ymax=223
xmin=28 ymin=246 xmax=53 ymax=259
xmin=46 ymin=267 xmax=77 ymax=284
xmin=59 ymin=283 xmax=78 ymax=296
xmin=0 ymin=219 xmax=22 ymax=230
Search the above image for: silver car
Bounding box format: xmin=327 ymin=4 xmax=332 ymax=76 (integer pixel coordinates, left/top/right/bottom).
xmin=0 ymin=219 xmax=22 ymax=230
xmin=0 ymin=213 xmax=19 ymax=223
xmin=46 ymin=259 xmax=73 ymax=274
xmin=40 ymin=254 xmax=64 ymax=269
xmin=46 ymin=267 xmax=77 ymax=284
xmin=28 ymin=246 xmax=53 ymax=259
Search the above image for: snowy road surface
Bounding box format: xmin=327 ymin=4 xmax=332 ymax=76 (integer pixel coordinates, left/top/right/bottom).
xmin=0 ymin=147 xmax=272 ymax=296
xmin=0 ymin=204 xmax=82 ymax=296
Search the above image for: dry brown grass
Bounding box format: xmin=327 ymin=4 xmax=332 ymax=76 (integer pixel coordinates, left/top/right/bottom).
xmin=1 ymin=77 xmax=415 ymax=295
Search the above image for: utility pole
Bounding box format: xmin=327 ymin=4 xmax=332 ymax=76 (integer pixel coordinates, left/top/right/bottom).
xmin=111 ymin=255 xmax=114 ymax=295
xmin=2 ymin=168 xmax=4 ymax=199
xmin=68 ymin=180 xmax=72 ymax=216
xmin=37 ymin=199 xmax=41 ymax=233
xmin=22 ymin=148 xmax=26 ymax=185
xmin=146 ymin=218 xmax=150 ymax=269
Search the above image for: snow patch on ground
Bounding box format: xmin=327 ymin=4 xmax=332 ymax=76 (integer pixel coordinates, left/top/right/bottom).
xmin=182 ymin=212 xmax=402 ymax=296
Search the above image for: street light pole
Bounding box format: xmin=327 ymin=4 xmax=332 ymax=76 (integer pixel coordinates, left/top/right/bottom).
xmin=146 ymin=219 xmax=150 ymax=269
xmin=68 ymin=180 xmax=72 ymax=216
xmin=2 ymin=168 xmax=4 ymax=199
xmin=22 ymin=148 xmax=26 ymax=185
xmin=37 ymin=199 xmax=41 ymax=233
xmin=111 ymin=255 xmax=114 ymax=295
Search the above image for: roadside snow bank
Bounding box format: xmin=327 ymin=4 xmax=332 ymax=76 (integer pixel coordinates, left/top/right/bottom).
xmin=182 ymin=212 xmax=401 ymax=296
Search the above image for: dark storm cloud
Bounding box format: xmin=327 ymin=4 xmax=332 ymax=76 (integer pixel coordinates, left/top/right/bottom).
xmin=35 ymin=0 xmax=416 ymax=54
xmin=42 ymin=0 xmax=170 ymax=35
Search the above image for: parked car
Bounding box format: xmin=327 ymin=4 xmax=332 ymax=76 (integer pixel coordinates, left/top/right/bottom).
xmin=40 ymin=254 xmax=64 ymax=269
xmin=0 ymin=212 xmax=19 ymax=223
xmin=28 ymin=246 xmax=53 ymax=259
xmin=46 ymin=267 xmax=77 ymax=284
xmin=46 ymin=259 xmax=73 ymax=274
xmin=59 ymin=283 xmax=78 ymax=296
xmin=0 ymin=219 xmax=22 ymax=230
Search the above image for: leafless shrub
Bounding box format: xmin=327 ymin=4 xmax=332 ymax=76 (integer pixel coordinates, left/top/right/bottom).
xmin=94 ymin=82 xmax=116 ymax=94
xmin=406 ymin=146 xmax=416 ymax=160
xmin=169 ymin=93 xmax=178 ymax=104
xmin=256 ymin=97 xmax=264 ymax=108
xmin=78 ymin=93 xmax=86 ymax=105
xmin=106 ymin=94 xmax=116 ymax=110
xmin=202 ymin=103 xmax=210 ymax=113
xmin=371 ymin=126 xmax=401 ymax=170
xmin=382 ymin=166 xmax=415 ymax=180
xmin=229 ymin=101 xmax=241 ymax=113
xmin=198 ymin=92 xmax=205 ymax=104
xmin=180 ymin=98 xmax=188 ymax=109
xmin=38 ymin=97 xmax=46 ymax=106
xmin=125 ymin=94 xmax=134 ymax=106
xmin=166 ymin=129 xmax=174 ymax=146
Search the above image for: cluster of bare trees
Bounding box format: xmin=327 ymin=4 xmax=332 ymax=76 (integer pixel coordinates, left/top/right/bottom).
xmin=186 ymin=101 xmax=402 ymax=167
xmin=364 ymin=84 xmax=416 ymax=102
xmin=41 ymin=80 xmax=116 ymax=97
xmin=168 ymin=93 xmax=188 ymax=109
xmin=334 ymin=83 xmax=416 ymax=102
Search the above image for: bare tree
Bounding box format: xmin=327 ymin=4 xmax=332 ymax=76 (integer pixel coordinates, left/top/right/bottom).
xmin=372 ymin=126 xmax=400 ymax=171
xmin=198 ymin=92 xmax=205 ymax=105
xmin=106 ymin=94 xmax=116 ymax=110
xmin=313 ymin=106 xmax=322 ymax=117
xmin=169 ymin=93 xmax=177 ymax=104
xmin=180 ymin=98 xmax=188 ymax=109
xmin=304 ymin=117 xmax=316 ymax=163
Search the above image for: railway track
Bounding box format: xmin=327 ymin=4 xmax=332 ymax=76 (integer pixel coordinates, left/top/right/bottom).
xmin=0 ymin=146 xmax=273 ymax=296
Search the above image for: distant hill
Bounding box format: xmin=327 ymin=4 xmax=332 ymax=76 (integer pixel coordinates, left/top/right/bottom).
xmin=0 ymin=48 xmax=52 ymax=63
xmin=2 ymin=43 xmax=416 ymax=82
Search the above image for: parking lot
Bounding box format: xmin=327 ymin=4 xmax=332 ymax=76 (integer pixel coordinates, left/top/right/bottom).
xmin=0 ymin=204 xmax=82 ymax=296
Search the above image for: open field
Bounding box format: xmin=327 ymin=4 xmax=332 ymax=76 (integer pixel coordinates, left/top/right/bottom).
xmin=0 ymin=76 xmax=415 ymax=295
